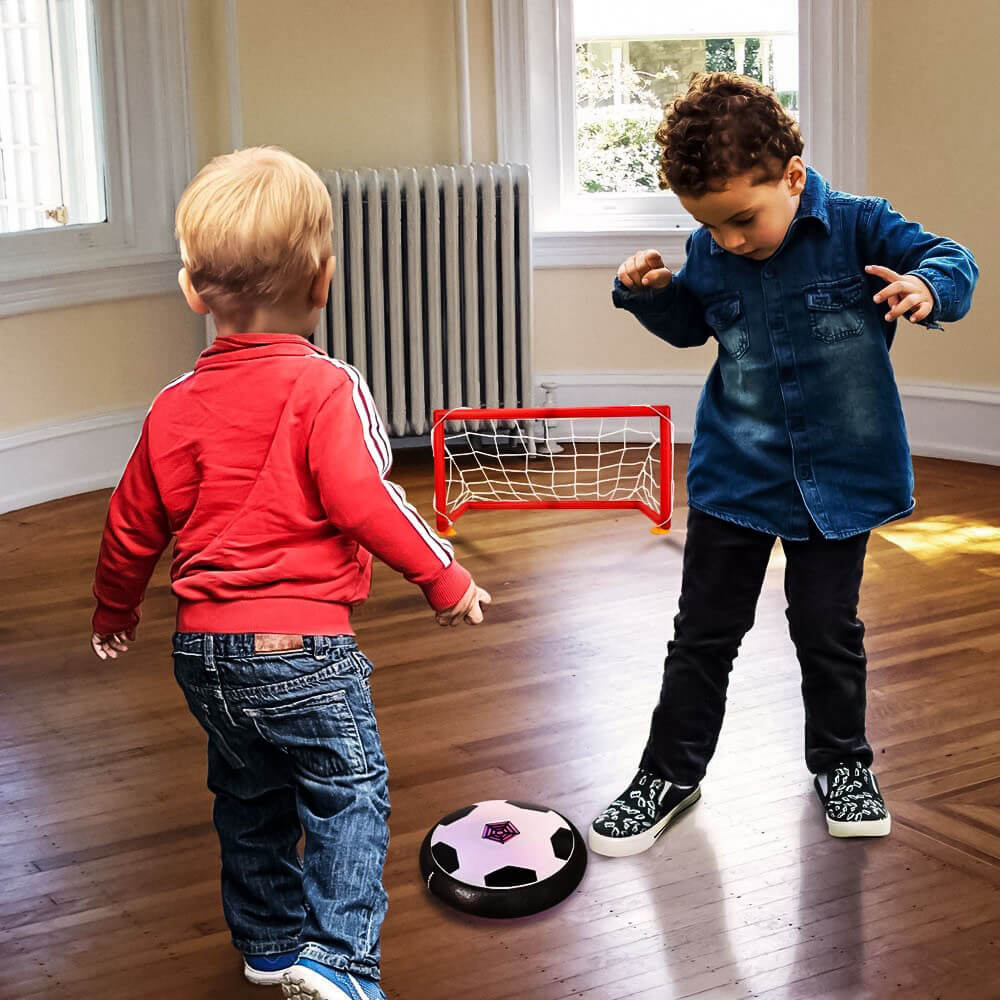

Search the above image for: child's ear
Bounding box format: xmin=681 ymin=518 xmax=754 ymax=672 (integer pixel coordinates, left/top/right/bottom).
xmin=310 ymin=256 xmax=336 ymax=309
xmin=178 ymin=268 xmax=210 ymax=315
xmin=786 ymin=156 xmax=807 ymax=196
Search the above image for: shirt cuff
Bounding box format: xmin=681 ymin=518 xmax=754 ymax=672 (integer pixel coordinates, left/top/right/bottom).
xmin=421 ymin=561 xmax=473 ymax=612
xmin=611 ymin=277 xmax=676 ymax=310
xmin=907 ymin=269 xmax=945 ymax=330
xmin=92 ymin=604 xmax=140 ymax=636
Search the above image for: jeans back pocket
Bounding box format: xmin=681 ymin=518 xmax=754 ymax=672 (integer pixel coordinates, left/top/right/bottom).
xmin=243 ymin=688 xmax=367 ymax=778
xmin=805 ymin=275 xmax=866 ymax=343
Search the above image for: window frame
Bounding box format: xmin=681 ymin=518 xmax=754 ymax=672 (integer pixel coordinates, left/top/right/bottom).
xmin=0 ymin=0 xmax=192 ymax=318
xmin=493 ymin=0 xmax=869 ymax=268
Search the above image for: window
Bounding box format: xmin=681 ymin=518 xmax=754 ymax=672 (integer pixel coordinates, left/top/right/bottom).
xmin=0 ymin=0 xmax=106 ymax=234
xmin=0 ymin=0 xmax=190 ymax=318
xmin=494 ymin=0 xmax=868 ymax=267
xmin=574 ymin=1 xmax=798 ymax=202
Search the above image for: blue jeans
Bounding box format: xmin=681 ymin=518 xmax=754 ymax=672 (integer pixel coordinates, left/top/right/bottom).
xmin=171 ymin=632 xmax=389 ymax=981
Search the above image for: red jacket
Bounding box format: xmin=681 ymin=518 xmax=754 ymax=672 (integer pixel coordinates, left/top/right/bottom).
xmin=92 ymin=333 xmax=471 ymax=636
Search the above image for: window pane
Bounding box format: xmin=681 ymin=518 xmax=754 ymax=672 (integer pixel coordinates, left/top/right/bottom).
xmin=0 ymin=0 xmax=106 ymax=234
xmin=573 ymin=0 xmax=798 ymax=196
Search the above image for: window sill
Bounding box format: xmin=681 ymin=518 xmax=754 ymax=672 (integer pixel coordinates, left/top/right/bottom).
xmin=533 ymin=228 xmax=692 ymax=269
xmin=0 ymin=254 xmax=182 ymax=319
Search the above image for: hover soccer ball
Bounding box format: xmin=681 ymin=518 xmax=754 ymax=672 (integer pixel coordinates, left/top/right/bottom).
xmin=419 ymin=800 xmax=587 ymax=918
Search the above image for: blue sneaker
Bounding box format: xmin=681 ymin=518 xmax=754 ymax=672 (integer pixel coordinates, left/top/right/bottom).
xmin=243 ymin=950 xmax=299 ymax=986
xmin=281 ymin=960 xmax=385 ymax=1000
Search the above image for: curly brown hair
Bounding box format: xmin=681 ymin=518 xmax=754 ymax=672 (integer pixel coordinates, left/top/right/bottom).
xmin=655 ymin=72 xmax=804 ymax=196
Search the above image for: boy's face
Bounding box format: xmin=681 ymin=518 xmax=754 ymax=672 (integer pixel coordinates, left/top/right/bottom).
xmin=676 ymin=157 xmax=807 ymax=261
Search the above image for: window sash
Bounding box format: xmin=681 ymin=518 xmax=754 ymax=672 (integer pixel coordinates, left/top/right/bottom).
xmin=494 ymin=0 xmax=869 ymax=268
xmin=0 ymin=0 xmax=191 ymax=318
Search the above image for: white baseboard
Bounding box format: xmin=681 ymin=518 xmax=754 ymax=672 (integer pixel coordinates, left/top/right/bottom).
xmin=0 ymin=409 xmax=145 ymax=515
xmin=1 ymin=375 xmax=997 ymax=515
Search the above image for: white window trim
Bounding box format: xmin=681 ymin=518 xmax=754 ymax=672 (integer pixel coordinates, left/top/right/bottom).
xmin=494 ymin=0 xmax=869 ymax=269
xmin=0 ymin=0 xmax=192 ymax=318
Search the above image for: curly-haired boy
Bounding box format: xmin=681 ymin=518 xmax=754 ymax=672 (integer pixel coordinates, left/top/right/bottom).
xmin=589 ymin=73 xmax=978 ymax=855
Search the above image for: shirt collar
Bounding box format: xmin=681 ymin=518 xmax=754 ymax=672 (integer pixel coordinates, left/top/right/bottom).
xmin=196 ymin=332 xmax=326 ymax=369
xmin=708 ymin=166 xmax=831 ymax=255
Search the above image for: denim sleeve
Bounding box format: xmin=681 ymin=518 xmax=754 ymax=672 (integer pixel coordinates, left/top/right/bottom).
xmin=610 ymin=236 xmax=712 ymax=348
xmin=861 ymin=198 xmax=979 ymax=329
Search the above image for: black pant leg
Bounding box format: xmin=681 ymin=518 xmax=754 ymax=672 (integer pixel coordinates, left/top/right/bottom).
xmin=640 ymin=508 xmax=775 ymax=786
xmin=783 ymin=521 xmax=872 ymax=773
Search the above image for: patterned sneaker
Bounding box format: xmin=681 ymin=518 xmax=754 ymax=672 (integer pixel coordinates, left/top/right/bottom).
xmin=243 ymin=951 xmax=299 ymax=986
xmin=589 ymin=768 xmax=701 ymax=857
xmin=815 ymin=761 xmax=891 ymax=837
xmin=282 ymin=961 xmax=386 ymax=1000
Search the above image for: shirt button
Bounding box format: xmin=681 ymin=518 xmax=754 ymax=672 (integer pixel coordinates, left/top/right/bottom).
xmin=764 ymin=268 xmax=774 ymax=278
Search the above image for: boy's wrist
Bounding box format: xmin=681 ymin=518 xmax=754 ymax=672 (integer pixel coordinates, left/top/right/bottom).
xmin=93 ymin=604 xmax=139 ymax=636
xmin=423 ymin=561 xmax=473 ymax=613
xmin=612 ymin=276 xmax=675 ymax=307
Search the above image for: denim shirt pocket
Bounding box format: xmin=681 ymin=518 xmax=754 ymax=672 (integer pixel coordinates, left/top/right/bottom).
xmin=804 ymin=274 xmax=865 ymax=343
xmin=704 ymin=293 xmax=750 ymax=360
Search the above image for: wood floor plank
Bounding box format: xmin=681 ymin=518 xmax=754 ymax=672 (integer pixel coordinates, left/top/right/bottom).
xmin=1 ymin=448 xmax=998 ymax=999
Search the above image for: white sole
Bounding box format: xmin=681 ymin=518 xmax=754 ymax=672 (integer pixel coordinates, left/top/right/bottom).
xmin=588 ymin=786 xmax=701 ymax=857
xmin=281 ymin=964 xmax=374 ymax=999
xmin=244 ymin=962 xmax=294 ymax=986
xmin=827 ymin=813 xmax=892 ymax=838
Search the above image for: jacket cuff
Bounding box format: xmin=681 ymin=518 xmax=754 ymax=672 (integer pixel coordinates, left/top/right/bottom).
xmin=92 ymin=604 xmax=139 ymax=636
xmin=907 ymin=269 xmax=946 ymax=330
xmin=612 ymin=277 xmax=678 ymax=312
xmin=421 ymin=561 xmax=473 ymax=612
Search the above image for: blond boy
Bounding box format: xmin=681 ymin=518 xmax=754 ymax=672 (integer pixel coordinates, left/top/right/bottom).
xmin=91 ymin=147 xmax=489 ymax=999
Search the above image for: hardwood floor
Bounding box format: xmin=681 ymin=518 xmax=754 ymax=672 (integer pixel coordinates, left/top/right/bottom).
xmin=1 ymin=448 xmax=998 ymax=999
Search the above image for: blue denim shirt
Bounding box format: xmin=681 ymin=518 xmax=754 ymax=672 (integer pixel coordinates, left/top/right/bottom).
xmin=613 ymin=168 xmax=978 ymax=540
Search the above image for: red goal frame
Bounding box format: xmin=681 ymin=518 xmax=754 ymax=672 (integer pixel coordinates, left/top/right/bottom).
xmin=431 ymin=405 xmax=673 ymax=536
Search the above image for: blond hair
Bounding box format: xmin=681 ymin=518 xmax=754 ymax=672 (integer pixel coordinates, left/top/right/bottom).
xmin=175 ymin=146 xmax=333 ymax=324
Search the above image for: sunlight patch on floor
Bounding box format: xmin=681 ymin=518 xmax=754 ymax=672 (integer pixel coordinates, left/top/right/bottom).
xmin=878 ymin=515 xmax=1000 ymax=561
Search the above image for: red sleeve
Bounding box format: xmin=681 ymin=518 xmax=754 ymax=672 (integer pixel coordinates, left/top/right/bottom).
xmin=91 ymin=415 xmax=172 ymax=635
xmin=308 ymin=366 xmax=471 ymax=612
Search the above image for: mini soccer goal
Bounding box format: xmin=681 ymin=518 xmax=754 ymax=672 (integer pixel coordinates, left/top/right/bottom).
xmin=432 ymin=405 xmax=673 ymax=536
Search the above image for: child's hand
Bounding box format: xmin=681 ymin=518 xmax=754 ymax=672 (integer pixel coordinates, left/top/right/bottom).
xmin=91 ymin=629 xmax=134 ymax=660
xmin=618 ymin=250 xmax=673 ymax=290
xmin=866 ymin=265 xmax=935 ymax=324
xmin=436 ymin=580 xmax=492 ymax=627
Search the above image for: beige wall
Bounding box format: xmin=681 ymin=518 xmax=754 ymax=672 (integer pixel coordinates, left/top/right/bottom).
xmin=237 ymin=0 xmax=496 ymax=168
xmin=865 ymin=0 xmax=997 ymax=386
xmin=1 ymin=0 xmax=995 ymax=435
xmin=0 ymin=296 xmax=206 ymax=428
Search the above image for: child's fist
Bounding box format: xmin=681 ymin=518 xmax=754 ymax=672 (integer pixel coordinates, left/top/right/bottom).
xmin=866 ymin=265 xmax=935 ymax=324
xmin=618 ymin=249 xmax=673 ymax=290
xmin=436 ymin=580 xmax=492 ymax=627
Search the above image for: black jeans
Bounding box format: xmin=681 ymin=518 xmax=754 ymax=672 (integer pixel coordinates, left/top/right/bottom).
xmin=640 ymin=507 xmax=873 ymax=786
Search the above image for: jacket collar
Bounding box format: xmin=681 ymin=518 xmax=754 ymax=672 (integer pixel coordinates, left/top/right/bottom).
xmin=709 ymin=166 xmax=831 ymax=255
xmin=196 ymin=332 xmax=326 ymax=370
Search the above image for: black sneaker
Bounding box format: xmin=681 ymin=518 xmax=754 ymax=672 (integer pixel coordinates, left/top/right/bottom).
xmin=589 ymin=768 xmax=701 ymax=857
xmin=815 ymin=761 xmax=891 ymax=838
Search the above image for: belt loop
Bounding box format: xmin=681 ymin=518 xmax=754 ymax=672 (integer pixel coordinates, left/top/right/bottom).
xmin=204 ymin=634 xmax=216 ymax=670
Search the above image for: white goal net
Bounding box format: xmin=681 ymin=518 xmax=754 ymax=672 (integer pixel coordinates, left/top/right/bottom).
xmin=432 ymin=406 xmax=673 ymax=535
